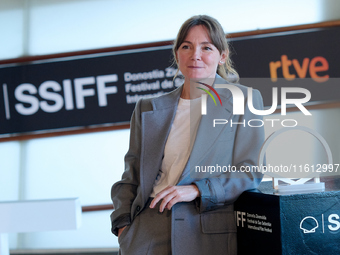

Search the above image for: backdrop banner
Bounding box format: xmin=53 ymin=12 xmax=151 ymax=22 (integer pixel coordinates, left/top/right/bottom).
xmin=0 ymin=26 xmax=339 ymax=136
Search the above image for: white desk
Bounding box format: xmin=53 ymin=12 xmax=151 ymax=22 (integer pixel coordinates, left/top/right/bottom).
xmin=0 ymin=198 xmax=81 ymax=255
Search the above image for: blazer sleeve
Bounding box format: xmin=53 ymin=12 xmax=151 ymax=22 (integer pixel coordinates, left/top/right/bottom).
xmin=193 ymin=89 xmax=265 ymax=213
xmin=110 ymin=99 xmax=143 ymax=236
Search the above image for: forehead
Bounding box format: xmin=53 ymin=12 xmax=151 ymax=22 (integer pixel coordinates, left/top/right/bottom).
xmin=184 ymin=25 xmax=212 ymax=43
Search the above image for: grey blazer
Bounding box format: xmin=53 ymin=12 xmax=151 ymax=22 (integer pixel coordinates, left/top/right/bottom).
xmin=111 ymin=75 xmax=265 ymax=254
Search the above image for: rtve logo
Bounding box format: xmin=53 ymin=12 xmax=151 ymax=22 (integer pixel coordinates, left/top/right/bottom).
xmin=269 ymin=55 xmax=329 ymax=83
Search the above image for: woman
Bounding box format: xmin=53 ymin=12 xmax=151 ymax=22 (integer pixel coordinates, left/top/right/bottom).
xmin=111 ymin=15 xmax=265 ymax=255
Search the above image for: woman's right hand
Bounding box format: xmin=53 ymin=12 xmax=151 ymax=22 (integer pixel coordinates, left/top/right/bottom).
xmin=118 ymin=226 xmax=127 ymax=237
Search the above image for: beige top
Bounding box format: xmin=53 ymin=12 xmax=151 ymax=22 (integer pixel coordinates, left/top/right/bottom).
xmin=151 ymin=97 xmax=201 ymax=197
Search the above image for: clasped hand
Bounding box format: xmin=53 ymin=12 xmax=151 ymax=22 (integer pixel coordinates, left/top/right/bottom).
xmin=150 ymin=185 xmax=199 ymax=212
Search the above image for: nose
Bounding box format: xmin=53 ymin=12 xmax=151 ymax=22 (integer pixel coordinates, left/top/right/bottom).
xmin=191 ymin=47 xmax=201 ymax=61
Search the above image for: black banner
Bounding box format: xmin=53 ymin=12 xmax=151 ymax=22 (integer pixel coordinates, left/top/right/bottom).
xmin=233 ymin=27 xmax=340 ymax=107
xmin=0 ymin=26 xmax=339 ymax=136
xmin=0 ymin=46 xmax=182 ymax=136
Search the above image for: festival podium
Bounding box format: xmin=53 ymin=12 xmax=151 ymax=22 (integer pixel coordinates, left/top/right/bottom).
xmin=0 ymin=198 xmax=81 ymax=255
xmin=235 ymin=178 xmax=340 ymax=255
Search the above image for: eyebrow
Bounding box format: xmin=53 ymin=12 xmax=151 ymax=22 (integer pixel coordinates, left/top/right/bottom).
xmin=182 ymin=40 xmax=213 ymax=45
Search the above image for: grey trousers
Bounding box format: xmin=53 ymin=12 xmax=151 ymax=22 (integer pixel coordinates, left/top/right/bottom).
xmin=118 ymin=198 xmax=172 ymax=255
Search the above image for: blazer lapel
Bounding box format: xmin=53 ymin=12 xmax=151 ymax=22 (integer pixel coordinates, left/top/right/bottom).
xmin=178 ymin=77 xmax=234 ymax=184
xmin=140 ymin=86 xmax=183 ymax=201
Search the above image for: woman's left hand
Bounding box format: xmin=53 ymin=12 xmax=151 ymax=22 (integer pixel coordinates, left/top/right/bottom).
xmin=150 ymin=185 xmax=200 ymax=212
